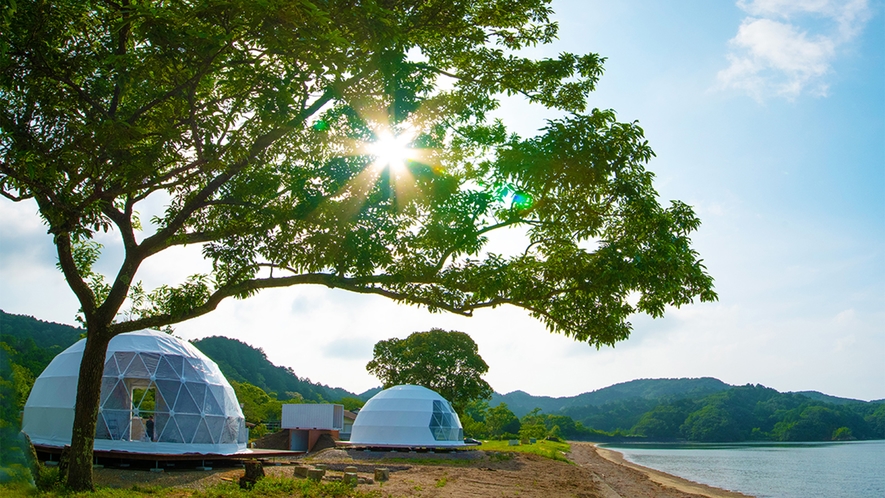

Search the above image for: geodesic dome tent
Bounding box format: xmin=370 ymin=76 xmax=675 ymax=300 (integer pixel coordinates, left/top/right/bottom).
xmin=23 ymin=330 xmax=247 ymax=455
xmin=349 ymin=385 xmax=464 ymax=447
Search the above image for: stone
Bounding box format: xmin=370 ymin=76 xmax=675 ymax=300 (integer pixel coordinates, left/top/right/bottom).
xmin=307 ymin=468 xmax=325 ymax=482
xmin=343 ymin=472 xmax=358 ymax=487
xmin=374 ymin=467 xmax=390 ymax=482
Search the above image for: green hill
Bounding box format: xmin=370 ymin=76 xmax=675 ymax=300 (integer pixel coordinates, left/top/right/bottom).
xmin=0 ymin=310 xmax=358 ymax=404
xmin=191 ymin=336 xmax=357 ymax=403
xmin=0 ymin=310 xmax=84 ymax=380
xmin=491 ymin=377 xmax=731 ymax=417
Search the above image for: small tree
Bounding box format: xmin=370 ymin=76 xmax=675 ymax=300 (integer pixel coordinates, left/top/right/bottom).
xmin=486 ymin=402 xmax=521 ymax=438
xmin=519 ymin=407 xmax=549 ymax=439
xmin=367 ymin=329 xmax=492 ymax=414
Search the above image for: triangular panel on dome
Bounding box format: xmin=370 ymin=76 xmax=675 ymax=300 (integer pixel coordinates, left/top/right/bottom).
xmin=140 ymin=352 xmax=161 ymax=376
xmin=185 ymin=382 xmax=207 ymax=411
xmin=158 ymin=416 xmax=184 ymax=443
xmin=101 ymin=380 xmax=131 ymax=410
xmin=125 ymin=354 xmax=151 ymax=378
xmin=179 ymin=357 xmax=203 ymax=382
xmin=205 ymin=415 xmax=226 ymax=444
xmin=155 ymin=379 xmax=181 ymax=409
xmin=222 ymin=417 xmax=239 ymax=444
xmin=192 ymin=417 xmax=214 ymax=444
xmin=173 ymin=386 xmax=201 ymax=415
xmin=203 ymin=388 xmax=224 ymax=416
xmin=103 ymin=356 xmax=120 ymax=377
xmin=176 ymin=414 xmax=202 ymax=443
xmin=95 ymin=412 xmax=112 ymax=440
xmin=113 ymin=351 xmax=137 ymax=377
xmin=154 ymin=356 xmax=180 ymax=380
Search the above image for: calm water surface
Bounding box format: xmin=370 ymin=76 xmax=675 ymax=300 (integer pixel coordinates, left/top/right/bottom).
xmin=602 ymin=440 xmax=885 ymax=498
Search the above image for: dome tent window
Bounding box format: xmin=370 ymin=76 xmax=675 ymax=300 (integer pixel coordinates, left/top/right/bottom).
xmin=430 ymin=400 xmax=463 ymax=442
xmin=23 ymin=330 xmax=247 ymax=455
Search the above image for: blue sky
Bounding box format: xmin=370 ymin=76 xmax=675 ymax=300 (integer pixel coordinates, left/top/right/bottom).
xmin=1 ymin=0 xmax=883 ymax=401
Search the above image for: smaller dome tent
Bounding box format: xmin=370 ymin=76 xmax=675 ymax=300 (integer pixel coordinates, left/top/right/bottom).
xmin=23 ymin=330 xmax=247 ymax=455
xmin=350 ymin=385 xmax=464 ymax=447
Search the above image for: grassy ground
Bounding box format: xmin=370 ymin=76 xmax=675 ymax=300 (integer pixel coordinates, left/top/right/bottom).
xmin=0 ymin=477 xmax=381 ymax=498
xmin=478 ymin=439 xmax=572 ymax=463
xmin=1 ymin=442 xmax=572 ymax=496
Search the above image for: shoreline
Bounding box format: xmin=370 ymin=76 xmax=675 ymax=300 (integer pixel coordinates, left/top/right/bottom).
xmin=589 ymin=443 xmax=754 ymax=498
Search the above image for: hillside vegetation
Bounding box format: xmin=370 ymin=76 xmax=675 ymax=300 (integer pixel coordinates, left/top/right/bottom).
xmin=192 ymin=336 xmax=357 ymax=403
xmin=1 ymin=310 xmax=883 ymax=447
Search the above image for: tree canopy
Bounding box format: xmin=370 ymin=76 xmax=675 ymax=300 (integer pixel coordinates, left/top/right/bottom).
xmin=1 ymin=0 xmax=715 ymax=490
xmin=367 ymin=329 xmax=492 ymax=413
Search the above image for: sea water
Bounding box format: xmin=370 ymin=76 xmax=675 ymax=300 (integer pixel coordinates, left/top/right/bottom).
xmin=602 ymin=440 xmax=885 ymax=498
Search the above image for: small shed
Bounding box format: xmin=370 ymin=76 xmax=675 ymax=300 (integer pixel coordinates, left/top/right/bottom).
xmin=281 ymin=404 xmax=343 ymax=452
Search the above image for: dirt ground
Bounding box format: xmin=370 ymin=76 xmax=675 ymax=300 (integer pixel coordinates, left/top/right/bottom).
xmin=92 ymin=442 xmax=754 ymax=498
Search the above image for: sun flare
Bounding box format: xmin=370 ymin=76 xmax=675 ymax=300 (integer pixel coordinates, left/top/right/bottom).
xmin=367 ymin=129 xmax=417 ymax=173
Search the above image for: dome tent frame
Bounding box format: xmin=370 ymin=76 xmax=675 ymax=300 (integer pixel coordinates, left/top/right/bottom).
xmin=23 ymin=330 xmax=248 ymax=455
xmin=349 ymin=385 xmax=466 ymax=448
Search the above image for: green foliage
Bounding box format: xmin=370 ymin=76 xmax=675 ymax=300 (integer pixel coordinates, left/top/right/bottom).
xmin=0 ymin=343 xmax=37 ymax=485
xmin=485 ymin=403 xmax=521 ymax=438
xmin=338 ymin=397 xmax=364 ymax=412
xmin=832 ymin=426 xmax=853 ymax=441
xmin=367 ymin=329 xmax=492 ymax=414
xmin=480 ymin=439 xmax=572 ymax=463
xmin=229 ymin=380 xmax=283 ymax=425
xmin=34 ymin=465 xmax=61 ymax=492
xmin=618 ymin=385 xmax=885 ymax=443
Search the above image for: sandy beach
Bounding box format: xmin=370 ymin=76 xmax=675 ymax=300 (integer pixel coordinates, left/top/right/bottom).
xmin=92 ymin=442 xmax=755 ymax=497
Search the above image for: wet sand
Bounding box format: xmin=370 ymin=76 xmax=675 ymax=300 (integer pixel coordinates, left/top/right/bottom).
xmin=582 ymin=442 xmax=754 ymax=498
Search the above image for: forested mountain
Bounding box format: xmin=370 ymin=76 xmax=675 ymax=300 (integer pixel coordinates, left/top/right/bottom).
xmin=190 ymin=336 xmax=357 ymax=402
xmin=0 ymin=310 xmax=84 ymax=382
xmin=628 ymin=384 xmax=885 ymax=442
xmin=357 ymin=386 xmax=383 ymax=401
xmin=2 ymin=310 xmax=883 ymax=443
xmin=492 ymin=377 xmax=731 ymax=417
xmin=0 ymin=310 xmax=358 ymax=404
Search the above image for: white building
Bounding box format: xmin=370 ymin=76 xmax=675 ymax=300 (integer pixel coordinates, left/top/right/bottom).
xmin=22 ymin=330 xmax=247 ymax=455
xmin=349 ymin=385 xmax=465 ymax=447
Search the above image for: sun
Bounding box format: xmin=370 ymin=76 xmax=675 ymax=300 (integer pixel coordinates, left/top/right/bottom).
xmin=367 ymin=129 xmax=418 ymax=173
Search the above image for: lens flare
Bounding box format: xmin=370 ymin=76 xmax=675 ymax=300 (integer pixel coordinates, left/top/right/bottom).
xmin=367 ymin=131 xmax=416 ymax=172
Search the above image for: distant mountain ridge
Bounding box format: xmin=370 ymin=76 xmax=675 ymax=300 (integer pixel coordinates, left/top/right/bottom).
xmin=191 ymin=336 xmax=358 ymax=402
xmin=491 ymin=377 xmax=732 ymax=417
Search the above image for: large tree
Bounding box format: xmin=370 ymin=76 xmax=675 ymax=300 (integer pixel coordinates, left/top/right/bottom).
xmin=367 ymin=329 xmax=492 ymax=414
xmin=0 ymin=0 xmax=716 ymax=490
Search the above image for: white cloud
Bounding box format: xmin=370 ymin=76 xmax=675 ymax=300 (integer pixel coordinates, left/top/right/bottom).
xmin=718 ymin=0 xmax=871 ymax=100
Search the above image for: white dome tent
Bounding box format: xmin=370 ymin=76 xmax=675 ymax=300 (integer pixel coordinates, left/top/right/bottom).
xmin=349 ymin=385 xmax=465 ymax=447
xmin=23 ymin=330 xmax=247 ymax=455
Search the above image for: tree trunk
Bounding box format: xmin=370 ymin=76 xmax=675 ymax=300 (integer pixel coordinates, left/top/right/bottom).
xmin=65 ymin=331 xmax=112 ymax=491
